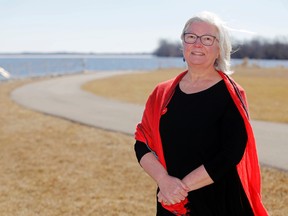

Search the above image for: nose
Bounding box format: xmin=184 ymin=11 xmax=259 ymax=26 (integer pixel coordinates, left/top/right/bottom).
xmin=194 ymin=37 xmax=202 ymax=46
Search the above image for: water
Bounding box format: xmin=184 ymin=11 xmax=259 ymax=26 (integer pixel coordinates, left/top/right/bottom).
xmin=0 ymin=54 xmax=185 ymax=80
xmin=0 ymin=54 xmax=288 ymax=80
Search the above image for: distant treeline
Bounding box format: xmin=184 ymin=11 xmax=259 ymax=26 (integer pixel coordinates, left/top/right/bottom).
xmin=153 ymin=38 xmax=288 ymax=59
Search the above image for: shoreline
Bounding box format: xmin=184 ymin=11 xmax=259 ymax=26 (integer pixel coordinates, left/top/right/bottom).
xmin=1 ymin=57 xmax=288 ymax=82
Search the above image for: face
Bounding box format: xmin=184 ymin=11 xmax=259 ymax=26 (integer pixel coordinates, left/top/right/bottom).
xmin=182 ymin=21 xmax=220 ymax=69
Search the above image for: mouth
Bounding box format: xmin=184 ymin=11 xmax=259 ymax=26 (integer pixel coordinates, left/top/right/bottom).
xmin=191 ymin=51 xmax=205 ymax=56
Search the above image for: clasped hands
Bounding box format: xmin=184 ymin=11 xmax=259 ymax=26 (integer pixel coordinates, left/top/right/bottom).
xmin=157 ymin=174 xmax=190 ymax=206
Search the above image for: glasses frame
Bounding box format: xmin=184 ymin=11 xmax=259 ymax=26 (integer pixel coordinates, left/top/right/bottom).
xmin=183 ymin=33 xmax=218 ymax=46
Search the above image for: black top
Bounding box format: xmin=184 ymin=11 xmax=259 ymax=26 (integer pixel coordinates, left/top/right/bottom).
xmin=135 ymin=80 xmax=254 ymax=216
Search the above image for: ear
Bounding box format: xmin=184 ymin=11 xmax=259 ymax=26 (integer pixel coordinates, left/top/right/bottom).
xmin=217 ymin=46 xmax=220 ymax=58
xmin=214 ymin=58 xmax=218 ymax=67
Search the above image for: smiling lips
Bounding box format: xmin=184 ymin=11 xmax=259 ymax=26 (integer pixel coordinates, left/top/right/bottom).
xmin=191 ymin=51 xmax=205 ymax=56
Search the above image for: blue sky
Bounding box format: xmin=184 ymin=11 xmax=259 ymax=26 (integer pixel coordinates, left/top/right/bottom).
xmin=0 ymin=0 xmax=287 ymax=53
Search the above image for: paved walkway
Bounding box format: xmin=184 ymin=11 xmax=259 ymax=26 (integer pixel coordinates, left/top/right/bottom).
xmin=11 ymin=72 xmax=288 ymax=171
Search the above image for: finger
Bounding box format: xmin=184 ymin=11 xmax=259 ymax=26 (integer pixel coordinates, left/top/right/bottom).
xmin=163 ymin=200 xmax=172 ymax=205
xmin=158 ymin=192 xmax=169 ymax=204
xmin=175 ymin=199 xmax=182 ymax=203
xmin=157 ymin=193 xmax=164 ymax=202
xmin=172 ymin=193 xmax=186 ymax=202
xmin=159 ymin=190 xmax=184 ymax=205
xmin=180 ymin=181 xmax=190 ymax=192
xmin=158 ymin=194 xmax=172 ymax=205
xmin=164 ymin=195 xmax=177 ymax=205
xmin=157 ymin=191 xmax=167 ymax=200
xmin=179 ymin=189 xmax=188 ymax=197
xmin=174 ymin=182 xmax=189 ymax=197
xmin=173 ymin=189 xmax=187 ymax=198
xmin=168 ymin=194 xmax=183 ymax=205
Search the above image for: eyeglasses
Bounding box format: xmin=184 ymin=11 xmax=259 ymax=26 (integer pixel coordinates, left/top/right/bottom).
xmin=183 ymin=33 xmax=218 ymax=46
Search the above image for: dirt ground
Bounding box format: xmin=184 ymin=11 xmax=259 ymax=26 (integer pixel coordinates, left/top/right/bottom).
xmin=0 ymin=69 xmax=287 ymax=215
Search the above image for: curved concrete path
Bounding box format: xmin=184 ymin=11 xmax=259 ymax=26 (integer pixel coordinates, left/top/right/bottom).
xmin=11 ymin=72 xmax=288 ymax=171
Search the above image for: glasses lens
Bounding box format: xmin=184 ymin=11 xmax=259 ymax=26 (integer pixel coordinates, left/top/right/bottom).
xmin=184 ymin=33 xmax=216 ymax=46
xmin=201 ymin=35 xmax=215 ymax=46
xmin=184 ymin=34 xmax=197 ymax=44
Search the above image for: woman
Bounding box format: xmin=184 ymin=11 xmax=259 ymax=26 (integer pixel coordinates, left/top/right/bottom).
xmin=134 ymin=12 xmax=268 ymax=216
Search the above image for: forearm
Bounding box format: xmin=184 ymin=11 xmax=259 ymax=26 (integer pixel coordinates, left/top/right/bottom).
xmin=182 ymin=165 xmax=214 ymax=191
xmin=139 ymin=152 xmax=168 ymax=184
xmin=140 ymin=152 xmax=189 ymax=205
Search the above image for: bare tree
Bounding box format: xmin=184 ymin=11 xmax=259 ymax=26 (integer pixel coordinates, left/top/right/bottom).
xmin=154 ymin=37 xmax=288 ymax=59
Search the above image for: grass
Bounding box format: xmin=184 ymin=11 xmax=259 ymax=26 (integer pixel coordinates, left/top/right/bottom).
xmin=232 ymin=66 xmax=288 ymax=123
xmin=0 ymin=66 xmax=287 ymax=215
xmin=0 ymin=80 xmax=155 ymax=215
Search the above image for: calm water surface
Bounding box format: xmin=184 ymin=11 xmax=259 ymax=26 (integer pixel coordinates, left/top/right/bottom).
xmin=0 ymin=54 xmax=287 ymax=80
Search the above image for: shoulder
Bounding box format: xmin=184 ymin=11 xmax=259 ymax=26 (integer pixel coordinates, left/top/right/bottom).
xmin=219 ymin=71 xmax=246 ymax=93
xmin=152 ymin=70 xmax=188 ymax=95
xmin=154 ymin=78 xmax=174 ymax=92
xmin=145 ymin=71 xmax=187 ymax=107
xmin=146 ymin=78 xmax=174 ymax=106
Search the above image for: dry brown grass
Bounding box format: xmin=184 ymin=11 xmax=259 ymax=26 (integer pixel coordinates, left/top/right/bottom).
xmin=0 ymin=66 xmax=287 ymax=215
xmin=82 ymin=68 xmax=181 ymax=105
xmin=261 ymin=167 xmax=288 ymax=215
xmin=0 ymin=80 xmax=155 ymax=216
xmin=232 ymin=66 xmax=288 ymax=123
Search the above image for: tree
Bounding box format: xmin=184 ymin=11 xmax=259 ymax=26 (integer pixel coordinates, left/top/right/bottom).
xmin=153 ymin=37 xmax=288 ymax=59
xmin=153 ymin=39 xmax=182 ymax=57
xmin=232 ymin=37 xmax=288 ymax=59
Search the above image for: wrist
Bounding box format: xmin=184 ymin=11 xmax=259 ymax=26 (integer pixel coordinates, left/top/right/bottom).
xmin=182 ymin=177 xmax=191 ymax=192
xmin=155 ymin=172 xmax=168 ymax=185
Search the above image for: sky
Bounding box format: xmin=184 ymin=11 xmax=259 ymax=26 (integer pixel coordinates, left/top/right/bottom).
xmin=0 ymin=0 xmax=288 ymax=53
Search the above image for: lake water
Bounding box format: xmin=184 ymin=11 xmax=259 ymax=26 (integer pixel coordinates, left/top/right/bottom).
xmin=0 ymin=54 xmax=288 ymax=80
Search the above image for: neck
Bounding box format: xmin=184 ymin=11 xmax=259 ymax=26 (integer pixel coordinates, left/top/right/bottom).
xmin=186 ymin=67 xmax=219 ymax=82
xmin=180 ymin=68 xmax=222 ymax=94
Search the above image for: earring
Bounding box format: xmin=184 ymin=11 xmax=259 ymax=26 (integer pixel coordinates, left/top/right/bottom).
xmin=183 ymin=57 xmax=186 ymax=62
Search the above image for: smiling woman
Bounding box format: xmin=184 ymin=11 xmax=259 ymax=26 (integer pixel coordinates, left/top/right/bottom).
xmin=134 ymin=11 xmax=269 ymax=216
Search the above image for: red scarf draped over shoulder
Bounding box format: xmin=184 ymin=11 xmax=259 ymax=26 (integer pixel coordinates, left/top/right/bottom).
xmin=135 ymin=70 xmax=268 ymax=216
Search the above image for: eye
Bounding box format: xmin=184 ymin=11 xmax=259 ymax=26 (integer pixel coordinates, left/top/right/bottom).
xmin=202 ymin=35 xmax=213 ymax=42
xmin=186 ymin=34 xmax=196 ymax=39
xmin=189 ymin=34 xmax=197 ymax=39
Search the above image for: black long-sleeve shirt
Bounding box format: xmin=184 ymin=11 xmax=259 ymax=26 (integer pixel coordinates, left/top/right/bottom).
xmin=134 ymin=80 xmax=254 ymax=215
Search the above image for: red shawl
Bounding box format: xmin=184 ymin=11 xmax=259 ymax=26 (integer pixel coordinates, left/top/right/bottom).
xmin=135 ymin=70 xmax=268 ymax=215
